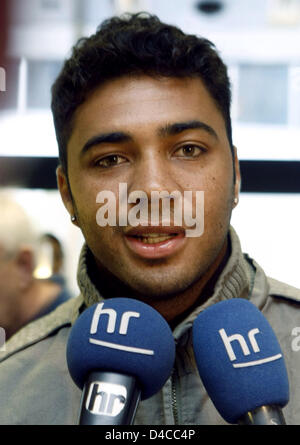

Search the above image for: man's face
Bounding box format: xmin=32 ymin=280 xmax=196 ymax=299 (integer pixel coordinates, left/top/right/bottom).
xmin=58 ymin=75 xmax=239 ymax=300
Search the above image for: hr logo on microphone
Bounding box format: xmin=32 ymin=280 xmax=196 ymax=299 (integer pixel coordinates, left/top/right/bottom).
xmin=86 ymin=381 xmax=127 ymax=417
xmin=89 ymin=302 xmax=154 ymax=355
xmin=219 ymin=328 xmax=282 ymax=368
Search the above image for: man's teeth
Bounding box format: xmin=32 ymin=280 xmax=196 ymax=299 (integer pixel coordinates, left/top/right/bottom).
xmin=135 ymin=233 xmax=175 ymax=244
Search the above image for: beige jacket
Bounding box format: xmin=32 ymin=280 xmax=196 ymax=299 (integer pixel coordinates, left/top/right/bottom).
xmin=0 ymin=226 xmax=299 ymax=425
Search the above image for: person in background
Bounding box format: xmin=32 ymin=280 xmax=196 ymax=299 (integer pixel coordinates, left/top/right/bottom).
xmin=36 ymin=232 xmax=73 ymax=304
xmin=0 ymin=192 xmax=72 ymax=340
xmin=40 ymin=233 xmax=65 ymax=277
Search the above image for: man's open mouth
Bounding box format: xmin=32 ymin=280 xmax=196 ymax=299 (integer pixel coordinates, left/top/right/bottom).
xmin=123 ymin=226 xmax=186 ymax=259
xmin=129 ymin=233 xmax=180 ymax=244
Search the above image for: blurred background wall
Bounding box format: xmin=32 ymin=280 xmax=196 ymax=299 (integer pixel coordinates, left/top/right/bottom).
xmin=0 ymin=0 xmax=299 ymax=295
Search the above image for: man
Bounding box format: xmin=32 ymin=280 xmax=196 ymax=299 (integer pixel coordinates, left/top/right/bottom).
xmin=0 ymin=13 xmax=299 ymax=425
xmin=0 ymin=193 xmax=71 ymax=341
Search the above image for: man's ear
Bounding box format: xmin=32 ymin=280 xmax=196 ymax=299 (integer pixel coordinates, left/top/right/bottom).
xmin=56 ymin=166 xmax=79 ymax=226
xmin=233 ymin=146 xmax=241 ymax=207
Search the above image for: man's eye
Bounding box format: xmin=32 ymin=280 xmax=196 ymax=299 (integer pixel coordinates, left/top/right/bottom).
xmin=96 ymin=155 xmax=127 ymax=168
xmin=175 ymin=145 xmax=205 ymax=158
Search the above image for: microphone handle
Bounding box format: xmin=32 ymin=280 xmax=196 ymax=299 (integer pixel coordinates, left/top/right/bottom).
xmin=238 ymin=405 xmax=286 ymax=425
xmin=78 ymin=371 xmax=141 ymax=425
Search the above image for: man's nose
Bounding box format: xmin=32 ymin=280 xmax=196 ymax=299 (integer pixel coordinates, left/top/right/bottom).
xmin=127 ymin=152 xmax=180 ymax=198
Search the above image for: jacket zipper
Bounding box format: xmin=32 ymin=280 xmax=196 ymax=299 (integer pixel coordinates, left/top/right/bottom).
xmin=171 ymin=368 xmax=179 ymax=424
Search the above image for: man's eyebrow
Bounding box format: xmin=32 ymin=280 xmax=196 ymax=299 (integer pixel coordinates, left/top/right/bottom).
xmin=80 ymin=120 xmax=218 ymax=155
xmin=80 ymin=131 xmax=132 ymax=155
xmin=158 ymin=120 xmax=219 ymax=140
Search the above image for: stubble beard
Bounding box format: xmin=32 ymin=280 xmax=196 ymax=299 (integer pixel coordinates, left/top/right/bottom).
xmin=69 ymin=182 xmax=233 ymax=303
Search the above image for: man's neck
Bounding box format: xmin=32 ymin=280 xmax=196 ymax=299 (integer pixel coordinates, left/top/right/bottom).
xmin=87 ymin=236 xmax=231 ymax=327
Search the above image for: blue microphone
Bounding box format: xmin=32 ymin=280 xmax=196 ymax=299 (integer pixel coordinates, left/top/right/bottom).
xmin=192 ymin=298 xmax=289 ymax=425
xmin=66 ymin=297 xmax=175 ymax=425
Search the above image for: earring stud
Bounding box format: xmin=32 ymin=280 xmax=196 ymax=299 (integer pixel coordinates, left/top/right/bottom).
xmin=71 ymin=215 xmax=76 ymax=222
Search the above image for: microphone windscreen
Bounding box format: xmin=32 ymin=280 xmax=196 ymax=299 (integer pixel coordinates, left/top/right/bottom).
xmin=192 ymin=298 xmax=289 ymax=423
xmin=66 ymin=298 xmax=175 ymax=400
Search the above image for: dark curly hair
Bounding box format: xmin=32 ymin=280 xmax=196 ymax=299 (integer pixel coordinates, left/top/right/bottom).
xmin=51 ymin=13 xmax=233 ymax=175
